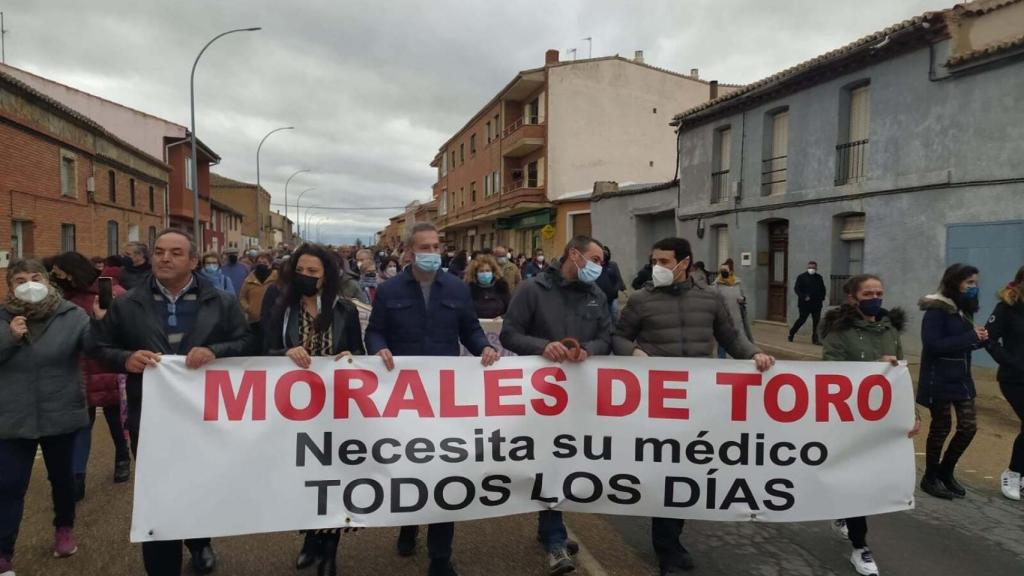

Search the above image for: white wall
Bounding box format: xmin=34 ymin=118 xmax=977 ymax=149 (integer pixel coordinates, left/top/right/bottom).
xmin=546 ymin=59 xmax=712 ymax=199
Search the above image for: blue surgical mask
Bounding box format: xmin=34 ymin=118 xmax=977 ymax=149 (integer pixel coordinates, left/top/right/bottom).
xmin=576 ymin=256 xmax=603 ymax=284
xmin=964 ymin=286 xmax=979 ymax=300
xmin=414 ymin=252 xmax=442 ymax=273
xmin=203 ymin=264 xmax=219 ymax=274
xmin=477 ymin=271 xmax=494 ymax=286
xmin=857 ymin=298 xmax=883 ymax=318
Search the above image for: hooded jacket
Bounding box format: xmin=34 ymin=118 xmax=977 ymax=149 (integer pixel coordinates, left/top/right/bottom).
xmin=612 ymin=276 xmax=758 ymax=359
xmin=985 ymin=287 xmax=1024 ymax=384
xmin=917 ymin=293 xmax=982 ymax=405
xmin=820 ymin=304 xmax=905 ymax=362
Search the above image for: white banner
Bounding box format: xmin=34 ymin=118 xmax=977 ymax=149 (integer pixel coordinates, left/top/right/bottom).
xmin=130 ymin=356 xmax=916 ymax=542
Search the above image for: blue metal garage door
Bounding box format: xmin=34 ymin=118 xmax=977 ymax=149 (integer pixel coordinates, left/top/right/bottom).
xmin=947 ymin=221 xmax=1024 ymax=368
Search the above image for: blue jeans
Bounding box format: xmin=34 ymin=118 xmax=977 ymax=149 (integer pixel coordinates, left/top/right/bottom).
xmin=537 ymin=510 xmax=568 ymax=552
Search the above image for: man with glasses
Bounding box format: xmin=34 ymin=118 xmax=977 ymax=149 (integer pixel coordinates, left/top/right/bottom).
xmin=93 ymin=229 xmax=251 ymax=576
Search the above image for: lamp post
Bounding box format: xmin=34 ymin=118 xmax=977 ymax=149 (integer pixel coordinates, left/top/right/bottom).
xmin=294 ymin=187 xmax=315 ymax=239
xmin=190 ymin=26 xmax=261 ymax=244
xmin=315 ymin=217 xmax=329 ymax=244
xmin=256 ymin=126 xmax=293 ymax=248
xmin=303 ymin=210 xmax=318 ymax=238
xmin=283 ymin=169 xmax=309 ymax=241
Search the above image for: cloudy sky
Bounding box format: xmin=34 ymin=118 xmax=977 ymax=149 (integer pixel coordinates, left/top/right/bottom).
xmin=4 ymin=0 xmax=942 ymax=243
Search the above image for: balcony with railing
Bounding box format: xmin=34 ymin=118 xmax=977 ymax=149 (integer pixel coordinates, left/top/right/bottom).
xmin=710 ymin=169 xmax=729 ymax=204
xmin=502 ymin=116 xmax=544 ymax=158
xmin=835 ymin=139 xmax=869 ymax=185
xmin=761 ymin=155 xmax=787 ymax=196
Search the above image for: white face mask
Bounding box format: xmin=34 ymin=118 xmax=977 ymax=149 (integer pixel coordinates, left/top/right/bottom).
xmin=14 ymin=281 xmax=50 ymax=304
xmin=651 ymin=263 xmax=679 ymax=287
xmin=807 ymin=268 xmax=817 ymax=275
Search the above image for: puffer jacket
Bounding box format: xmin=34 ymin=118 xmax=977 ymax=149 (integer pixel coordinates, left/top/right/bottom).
xmin=917 ymin=293 xmax=983 ymax=406
xmin=0 ymin=300 xmax=91 ymax=439
xmin=820 ymin=304 xmax=905 ymax=362
xmin=64 ymin=282 xmax=127 ymax=407
xmin=612 ymin=277 xmax=759 ymax=359
xmin=985 ymin=287 xmax=1024 ymax=384
xmin=500 ymin=263 xmax=611 ymax=356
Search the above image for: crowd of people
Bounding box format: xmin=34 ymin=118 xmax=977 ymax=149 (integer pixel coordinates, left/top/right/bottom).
xmin=1 ymin=224 xmax=1022 ymax=576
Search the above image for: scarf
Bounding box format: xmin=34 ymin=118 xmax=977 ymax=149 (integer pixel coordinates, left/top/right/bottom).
xmin=716 ymin=275 xmax=737 ymax=286
xmin=3 ymin=286 xmax=64 ymax=320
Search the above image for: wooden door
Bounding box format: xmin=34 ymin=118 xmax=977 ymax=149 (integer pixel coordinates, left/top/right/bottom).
xmin=767 ymin=222 xmax=789 ymax=322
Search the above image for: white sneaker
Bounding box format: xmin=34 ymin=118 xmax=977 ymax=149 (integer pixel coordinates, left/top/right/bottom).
xmin=1001 ymin=470 xmax=1021 ymax=501
xmin=850 ymin=547 xmax=879 ymax=576
xmin=831 ymin=519 xmax=849 ymax=539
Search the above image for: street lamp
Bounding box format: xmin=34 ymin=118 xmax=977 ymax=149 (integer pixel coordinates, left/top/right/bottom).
xmin=283 ymin=169 xmax=310 ymax=238
xmin=294 ymin=187 xmax=315 ymax=239
xmin=303 ymin=210 xmax=319 ymax=238
xmin=256 ymin=126 xmax=293 ymax=248
xmin=189 ymin=26 xmax=261 ymax=244
xmin=315 ymin=217 xmax=330 ymax=244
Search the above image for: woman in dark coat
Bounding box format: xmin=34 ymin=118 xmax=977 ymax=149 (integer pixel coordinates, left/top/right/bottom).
xmin=265 ymin=244 xmax=365 ymax=576
xmin=985 ymin=265 xmax=1024 ymax=500
xmin=917 ymin=263 xmax=988 ymax=500
xmin=50 ymin=252 xmax=131 ymax=500
xmin=464 ymin=255 xmax=510 ymax=319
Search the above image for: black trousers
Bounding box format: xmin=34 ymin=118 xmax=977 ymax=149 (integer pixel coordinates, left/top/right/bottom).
xmin=846 ymin=516 xmax=868 ymax=549
xmin=0 ymin=434 xmax=76 ymax=556
xmin=790 ymin=306 xmax=822 ymax=341
xmin=90 ymin=405 xmax=130 ymax=463
xmin=1001 ymin=381 xmax=1024 ymax=473
xmin=651 ymin=517 xmax=687 ymax=570
xmin=127 ymin=378 xmax=143 ymax=459
xmin=142 ymin=538 xmax=211 ymax=576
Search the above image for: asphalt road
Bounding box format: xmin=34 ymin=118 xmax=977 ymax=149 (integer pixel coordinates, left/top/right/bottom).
xmin=10 ymin=408 xmax=1023 ymax=576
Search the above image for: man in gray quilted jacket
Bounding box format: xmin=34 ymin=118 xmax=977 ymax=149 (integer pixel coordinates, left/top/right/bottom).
xmin=612 ymin=236 xmax=774 ymax=575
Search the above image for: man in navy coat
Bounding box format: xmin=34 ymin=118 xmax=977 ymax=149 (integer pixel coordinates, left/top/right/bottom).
xmin=365 ymin=222 xmax=499 ymax=576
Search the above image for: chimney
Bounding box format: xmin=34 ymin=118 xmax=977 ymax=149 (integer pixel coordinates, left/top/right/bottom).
xmin=545 ymin=49 xmax=560 ymax=65
xmin=690 ymin=68 xmax=700 ymax=79
xmin=710 ymin=80 xmax=719 ymax=100
xmin=634 ymin=50 xmax=645 ymax=64
xmin=592 ymin=181 xmax=619 ymax=196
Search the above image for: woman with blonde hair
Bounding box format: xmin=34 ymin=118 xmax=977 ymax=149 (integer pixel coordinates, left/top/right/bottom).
xmin=464 ymin=254 xmax=510 ymax=319
xmin=986 ymin=265 xmax=1024 ymax=500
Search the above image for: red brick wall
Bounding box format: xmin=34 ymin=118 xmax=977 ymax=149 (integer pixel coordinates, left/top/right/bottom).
xmin=0 ymin=121 xmax=164 ymax=296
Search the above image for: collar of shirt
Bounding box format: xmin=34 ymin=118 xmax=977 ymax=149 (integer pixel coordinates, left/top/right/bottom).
xmin=153 ymin=275 xmax=197 ymax=304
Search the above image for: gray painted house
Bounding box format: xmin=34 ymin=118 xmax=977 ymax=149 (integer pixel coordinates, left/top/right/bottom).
xmin=592 ymin=2 xmax=1024 ymax=360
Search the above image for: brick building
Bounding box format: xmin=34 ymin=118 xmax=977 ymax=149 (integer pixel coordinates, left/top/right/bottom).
xmin=0 ymin=70 xmax=168 ymax=288
xmin=210 ymin=172 xmax=272 ymax=249
xmin=427 ymin=49 xmax=737 ymax=257
xmin=0 ymin=63 xmax=222 ymax=251
xmin=208 ymin=200 xmax=245 ymax=252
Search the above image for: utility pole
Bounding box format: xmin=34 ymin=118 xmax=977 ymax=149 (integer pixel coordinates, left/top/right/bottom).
xmin=583 ymin=37 xmax=592 ymax=59
xmin=2 ymin=12 xmax=8 ymax=63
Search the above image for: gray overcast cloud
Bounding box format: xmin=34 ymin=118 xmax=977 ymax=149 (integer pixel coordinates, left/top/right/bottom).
xmin=4 ymin=0 xmax=941 ymax=243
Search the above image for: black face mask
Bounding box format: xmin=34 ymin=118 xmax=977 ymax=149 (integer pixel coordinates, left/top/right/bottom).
xmin=228 ymin=254 xmax=238 ymax=265
xmin=294 ymin=273 xmax=320 ymax=297
xmin=54 ymin=278 xmax=75 ymax=293
xmin=254 ymin=264 xmax=271 ymax=281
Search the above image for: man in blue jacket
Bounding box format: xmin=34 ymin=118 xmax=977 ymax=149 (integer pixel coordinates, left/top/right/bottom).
xmin=365 ymin=222 xmax=499 ymax=576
